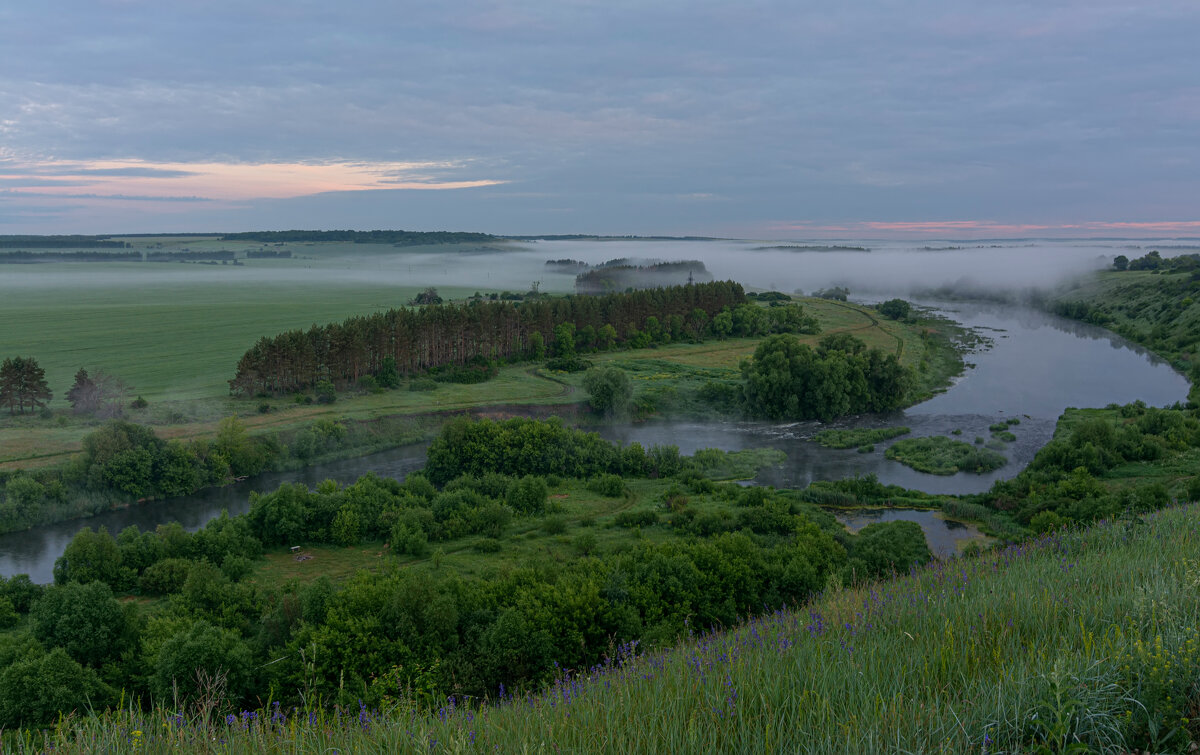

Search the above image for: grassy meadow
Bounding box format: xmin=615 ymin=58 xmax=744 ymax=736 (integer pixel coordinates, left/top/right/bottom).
xmin=16 ymin=504 xmax=1199 ymax=754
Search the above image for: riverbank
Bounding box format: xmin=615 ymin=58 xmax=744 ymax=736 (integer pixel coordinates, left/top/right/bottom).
xmin=0 ymin=298 xmax=963 ymax=534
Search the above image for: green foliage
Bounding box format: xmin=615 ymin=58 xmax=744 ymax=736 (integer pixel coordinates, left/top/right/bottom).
xmin=152 ymin=621 xmax=252 ymax=705
xmin=431 ymin=357 xmax=501 ymax=383
xmin=424 ymin=417 xmax=679 ymax=485
xmin=0 ymin=574 xmax=42 ymax=614
xmin=314 ymin=379 xmax=337 ymax=404
xmin=876 ymin=298 xmax=912 ymax=320
xmin=138 ymin=558 xmax=192 ymax=595
xmin=232 ymin=281 xmax=745 ymax=395
xmin=740 ymin=334 xmax=910 ymax=421
xmin=0 ymin=648 xmax=111 ymax=727
xmin=813 ymin=426 xmax=911 ymax=449
xmin=582 ymin=366 xmax=633 ymax=415
xmin=586 ymin=474 xmax=627 ymax=497
xmin=614 ymin=509 xmax=658 ymax=528
xmin=20 ymin=502 xmax=1200 ymax=754
xmin=844 ymin=520 xmax=933 ymax=581
xmin=408 ymin=377 xmax=438 ymax=391
xmin=376 ymin=356 xmax=401 ymax=389
xmin=505 ymin=475 xmax=549 ymax=515
xmin=53 ymin=526 xmax=123 ymax=586
xmin=0 ymin=355 xmax=53 ymax=415
xmin=31 ymin=581 xmax=131 ymax=667
xmin=886 ymin=436 xmax=1008 ymax=475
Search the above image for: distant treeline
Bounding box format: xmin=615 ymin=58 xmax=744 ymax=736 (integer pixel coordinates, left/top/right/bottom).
xmin=0 ymin=235 xmax=129 ymax=249
xmin=220 ymin=230 xmax=499 ymax=246
xmin=230 ymin=281 xmax=746 ymax=396
xmin=1112 ymin=250 xmax=1200 ymax=273
xmin=752 ymin=245 xmax=870 ymax=252
xmin=506 ymin=234 xmax=723 ymax=241
xmin=0 ymin=251 xmax=140 ymax=263
xmin=146 ymin=250 xmax=236 ymax=262
xmin=245 ymin=249 xmax=292 ymax=259
xmin=544 ymin=258 xmax=589 ymax=271
xmin=575 ymin=261 xmax=711 ymax=294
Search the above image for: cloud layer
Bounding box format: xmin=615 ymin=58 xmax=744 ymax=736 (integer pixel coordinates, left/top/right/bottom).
xmin=0 ymin=1 xmax=1197 ymax=235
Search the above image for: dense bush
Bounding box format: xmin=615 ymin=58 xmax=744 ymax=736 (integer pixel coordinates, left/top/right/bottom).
xmin=741 ymin=334 xmax=910 ymax=421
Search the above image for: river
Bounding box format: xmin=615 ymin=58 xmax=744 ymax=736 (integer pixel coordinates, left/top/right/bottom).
xmin=0 ymin=301 xmax=1188 ymax=583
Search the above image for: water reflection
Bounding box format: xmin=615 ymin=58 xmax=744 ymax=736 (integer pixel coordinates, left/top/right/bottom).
xmin=831 ymin=508 xmax=985 ymax=559
xmin=0 ymin=445 xmax=428 ymax=584
xmin=0 ymin=304 xmax=1188 ymax=583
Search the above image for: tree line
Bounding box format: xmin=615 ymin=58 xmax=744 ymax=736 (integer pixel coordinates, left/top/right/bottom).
xmin=0 ymin=235 xmax=129 ymax=249
xmin=229 ymin=281 xmax=748 ymax=396
xmin=0 ymin=251 xmax=140 ymax=263
xmin=0 ymin=415 xmax=365 ymax=534
xmin=220 ymin=230 xmax=499 ymax=245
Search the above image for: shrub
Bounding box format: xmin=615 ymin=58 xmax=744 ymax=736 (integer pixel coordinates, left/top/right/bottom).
xmin=885 ymin=436 xmax=1007 ymax=475
xmin=139 ymin=558 xmax=193 ymax=595
xmin=572 ymin=534 xmax=598 ymax=556
xmin=506 ymin=475 xmax=549 ymax=515
xmin=474 ymin=538 xmax=503 ymax=553
xmin=314 ymin=380 xmax=336 ymax=404
xmin=586 ymin=474 xmax=627 ymax=497
xmin=614 ymin=510 xmax=658 ymax=528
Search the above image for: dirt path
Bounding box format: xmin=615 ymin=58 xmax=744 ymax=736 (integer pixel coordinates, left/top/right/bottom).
xmin=820 ymin=299 xmax=905 ymax=359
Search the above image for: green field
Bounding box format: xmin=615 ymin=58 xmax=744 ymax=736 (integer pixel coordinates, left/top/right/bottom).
xmin=0 ymin=238 xmax=509 ymax=404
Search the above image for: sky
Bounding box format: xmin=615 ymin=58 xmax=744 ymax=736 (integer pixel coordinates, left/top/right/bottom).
xmin=1 ymin=1 xmax=1198 ymax=238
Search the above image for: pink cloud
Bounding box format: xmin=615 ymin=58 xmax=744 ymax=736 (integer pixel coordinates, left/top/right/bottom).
xmin=0 ymin=158 xmax=506 ymax=204
xmin=767 ymin=219 xmax=1200 ymax=239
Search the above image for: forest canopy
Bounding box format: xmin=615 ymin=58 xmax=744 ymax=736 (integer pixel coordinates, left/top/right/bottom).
xmin=230 ymin=281 xmax=747 ymax=396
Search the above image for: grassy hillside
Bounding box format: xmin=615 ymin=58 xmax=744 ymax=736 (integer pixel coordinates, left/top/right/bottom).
xmin=20 ymin=504 xmax=1200 ymax=754
xmin=1049 ymin=265 xmax=1200 ymax=372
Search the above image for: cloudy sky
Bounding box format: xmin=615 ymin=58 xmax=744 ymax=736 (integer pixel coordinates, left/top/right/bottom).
xmin=1 ymin=1 xmax=1198 ymax=238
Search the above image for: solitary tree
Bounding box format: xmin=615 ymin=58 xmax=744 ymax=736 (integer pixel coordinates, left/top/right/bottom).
xmin=66 ymin=368 xmax=129 ymax=418
xmin=66 ymin=368 xmax=99 ymax=414
xmin=0 ymin=357 xmax=52 ymax=414
xmin=582 ymin=366 xmax=632 ymax=416
xmin=877 ymin=298 xmax=912 ymax=320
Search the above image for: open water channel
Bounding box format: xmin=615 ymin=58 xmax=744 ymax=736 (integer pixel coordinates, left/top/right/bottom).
xmin=0 ymin=300 xmax=1188 ymax=582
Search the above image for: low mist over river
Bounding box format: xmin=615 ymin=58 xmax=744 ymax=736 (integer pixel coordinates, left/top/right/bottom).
xmin=0 ymin=238 xmax=1171 ymax=301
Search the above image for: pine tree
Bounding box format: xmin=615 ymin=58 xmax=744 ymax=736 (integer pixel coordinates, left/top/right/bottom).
xmin=0 ymin=356 xmax=53 ymax=414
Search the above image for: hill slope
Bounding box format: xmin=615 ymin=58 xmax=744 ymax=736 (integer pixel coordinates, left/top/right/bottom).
xmin=29 ymin=504 xmax=1200 ymax=754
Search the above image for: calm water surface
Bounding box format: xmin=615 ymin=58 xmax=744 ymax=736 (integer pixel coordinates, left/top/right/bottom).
xmin=0 ymin=302 xmax=1187 ymax=583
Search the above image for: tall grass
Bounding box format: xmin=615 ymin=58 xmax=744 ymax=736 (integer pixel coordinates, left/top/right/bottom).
xmin=12 ymin=506 xmax=1200 ymax=754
